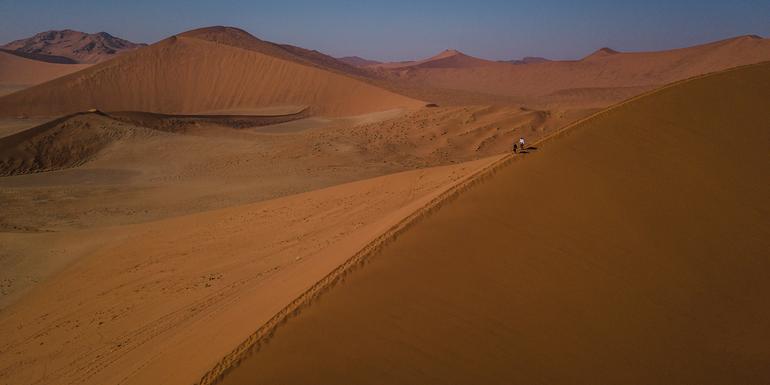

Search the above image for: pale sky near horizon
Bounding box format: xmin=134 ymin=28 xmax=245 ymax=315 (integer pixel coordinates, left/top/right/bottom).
xmin=1 ymin=0 xmax=768 ymax=61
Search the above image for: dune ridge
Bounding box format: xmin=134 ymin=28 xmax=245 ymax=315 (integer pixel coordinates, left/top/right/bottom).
xmin=196 ymin=152 xmax=512 ymax=385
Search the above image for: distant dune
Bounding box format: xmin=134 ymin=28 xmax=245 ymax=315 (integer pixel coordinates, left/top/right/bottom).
xmin=338 ymin=56 xmax=382 ymax=67
xmin=0 ymin=27 xmax=422 ymax=117
xmin=0 ymin=51 xmax=89 ymax=96
xmin=500 ymin=56 xmax=550 ymax=65
xmin=374 ymin=35 xmax=770 ymax=107
xmin=217 ymin=61 xmax=770 ymax=385
xmin=0 ymin=109 xmax=309 ymax=176
xmin=2 ymin=30 xmax=145 ymax=64
xmin=582 ymin=47 xmax=620 ymax=60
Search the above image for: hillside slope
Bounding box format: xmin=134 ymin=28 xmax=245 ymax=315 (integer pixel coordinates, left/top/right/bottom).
xmin=218 ymin=62 xmax=770 ymax=385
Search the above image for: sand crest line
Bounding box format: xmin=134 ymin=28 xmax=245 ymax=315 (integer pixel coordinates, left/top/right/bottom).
xmin=194 ymin=60 xmax=767 ymax=385
xmin=533 ymin=60 xmax=770 ymax=147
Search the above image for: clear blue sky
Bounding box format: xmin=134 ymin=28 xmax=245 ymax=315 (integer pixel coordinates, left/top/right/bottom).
xmin=1 ymin=0 xmax=768 ymax=61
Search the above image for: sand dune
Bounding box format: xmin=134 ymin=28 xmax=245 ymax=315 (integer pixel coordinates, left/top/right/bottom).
xmin=0 ymin=51 xmax=89 ymax=96
xmin=0 ymin=28 xmax=422 ymax=117
xmin=375 ymin=35 xmax=770 ymax=108
xmin=373 ymin=49 xmax=496 ymax=70
xmin=0 ymin=109 xmax=309 ymax=176
xmin=338 ymin=56 xmax=382 ymax=67
xmin=0 ymin=112 xmax=143 ymax=176
xmin=216 ymin=62 xmax=770 ymax=384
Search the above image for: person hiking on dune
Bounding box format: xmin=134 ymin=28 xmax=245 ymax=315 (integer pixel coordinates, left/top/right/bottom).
xmin=519 ymin=137 xmax=526 ymax=151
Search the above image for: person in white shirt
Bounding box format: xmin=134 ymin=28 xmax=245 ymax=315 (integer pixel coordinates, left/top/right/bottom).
xmin=518 ymin=137 xmax=526 ymax=151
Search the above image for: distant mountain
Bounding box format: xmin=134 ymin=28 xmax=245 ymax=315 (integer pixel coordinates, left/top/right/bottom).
xmin=0 ymin=48 xmax=77 ymax=64
xmin=338 ymin=56 xmax=382 ymax=67
xmin=501 ymin=56 xmax=550 ymax=65
xmin=2 ymin=30 xmax=146 ymax=64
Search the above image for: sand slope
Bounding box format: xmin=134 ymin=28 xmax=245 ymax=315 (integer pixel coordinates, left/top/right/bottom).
xmin=0 ymin=104 xmax=569 ymax=236
xmin=0 ymin=51 xmax=89 ymax=96
xmin=0 ymin=156 xmax=498 ymax=385
xmin=377 ymin=35 xmax=770 ymax=107
xmin=0 ymin=29 xmax=422 ymax=117
xmin=217 ymin=62 xmax=770 ymax=384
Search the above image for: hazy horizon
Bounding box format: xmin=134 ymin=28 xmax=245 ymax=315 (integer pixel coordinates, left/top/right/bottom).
xmin=1 ymin=0 xmax=769 ymax=61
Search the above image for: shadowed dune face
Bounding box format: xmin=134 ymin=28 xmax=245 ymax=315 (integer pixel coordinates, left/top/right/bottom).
xmin=217 ymin=63 xmax=770 ymax=384
xmin=0 ymin=32 xmax=422 ymax=118
xmin=0 ymin=51 xmax=89 ymax=96
xmin=0 ymin=110 xmax=313 ymax=176
xmin=0 ymin=113 xmax=143 ymax=176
